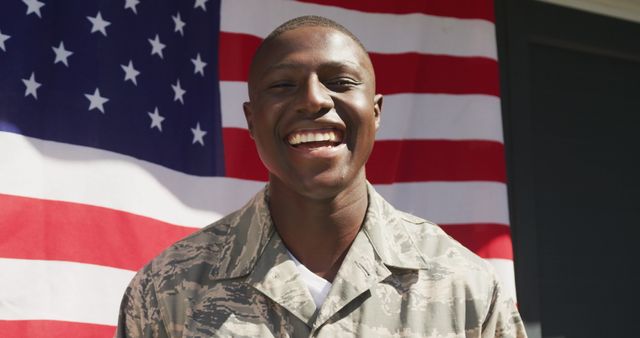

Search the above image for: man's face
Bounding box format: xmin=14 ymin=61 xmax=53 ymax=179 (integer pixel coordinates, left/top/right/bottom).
xmin=244 ymin=26 xmax=382 ymax=198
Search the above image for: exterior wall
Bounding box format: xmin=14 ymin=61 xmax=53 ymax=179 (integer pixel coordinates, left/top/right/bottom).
xmin=539 ymin=0 xmax=640 ymax=24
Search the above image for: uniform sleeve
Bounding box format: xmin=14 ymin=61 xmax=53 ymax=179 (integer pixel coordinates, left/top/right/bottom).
xmin=115 ymin=266 xmax=170 ymax=338
xmin=481 ymin=278 xmax=528 ymax=338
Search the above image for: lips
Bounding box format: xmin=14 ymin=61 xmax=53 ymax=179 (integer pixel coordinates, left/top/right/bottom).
xmin=286 ymin=128 xmax=344 ymax=148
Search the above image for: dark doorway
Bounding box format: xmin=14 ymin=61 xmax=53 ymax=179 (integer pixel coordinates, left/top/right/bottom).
xmin=496 ymin=1 xmax=640 ymax=337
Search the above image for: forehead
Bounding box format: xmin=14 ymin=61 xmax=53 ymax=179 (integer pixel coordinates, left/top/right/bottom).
xmin=250 ymin=26 xmax=372 ymax=79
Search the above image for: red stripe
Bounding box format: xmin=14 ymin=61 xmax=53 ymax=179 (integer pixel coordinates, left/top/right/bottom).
xmin=222 ymin=128 xmax=506 ymax=183
xmin=370 ymin=53 xmax=499 ymax=96
xmin=367 ymin=139 xmax=506 ymax=183
xmin=0 ymin=320 xmax=115 ymax=338
xmin=0 ymin=194 xmax=197 ymax=271
xmin=223 ymin=128 xmax=268 ymax=181
xmin=218 ymin=32 xmax=261 ymax=84
xmin=296 ymin=0 xmax=495 ymax=22
xmin=0 ymin=194 xmax=511 ymax=263
xmin=218 ymin=32 xmax=500 ymax=96
xmin=440 ymin=223 xmax=513 ymax=260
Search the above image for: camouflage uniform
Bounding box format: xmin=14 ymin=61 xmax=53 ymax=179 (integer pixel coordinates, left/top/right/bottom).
xmin=116 ymin=184 xmax=527 ymax=338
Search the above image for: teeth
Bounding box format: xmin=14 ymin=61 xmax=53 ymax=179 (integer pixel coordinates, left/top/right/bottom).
xmin=288 ymin=130 xmax=341 ymax=145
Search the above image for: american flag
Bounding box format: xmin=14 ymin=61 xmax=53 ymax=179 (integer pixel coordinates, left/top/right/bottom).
xmin=0 ymin=0 xmax=513 ymax=336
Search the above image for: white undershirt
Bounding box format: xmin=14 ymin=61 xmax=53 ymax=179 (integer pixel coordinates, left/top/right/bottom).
xmin=287 ymin=251 xmax=332 ymax=308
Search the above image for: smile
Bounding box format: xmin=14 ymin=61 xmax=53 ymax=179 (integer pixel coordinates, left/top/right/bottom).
xmin=286 ymin=128 xmax=344 ymax=148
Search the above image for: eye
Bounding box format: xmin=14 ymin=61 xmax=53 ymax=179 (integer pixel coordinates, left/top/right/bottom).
xmin=268 ymin=82 xmax=295 ymax=89
xmin=325 ymin=78 xmax=361 ymax=90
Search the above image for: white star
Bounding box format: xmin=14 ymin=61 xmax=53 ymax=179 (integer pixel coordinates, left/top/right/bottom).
xmin=120 ymin=60 xmax=140 ymax=85
xmin=191 ymin=122 xmax=207 ymax=145
xmin=23 ymin=0 xmax=45 ymax=18
xmin=87 ymin=12 xmax=111 ymax=37
xmin=84 ymin=88 xmax=109 ymax=113
xmin=172 ymin=12 xmax=186 ymax=36
xmin=52 ymin=41 xmax=73 ymax=67
xmin=148 ymin=34 xmax=166 ymax=59
xmin=171 ymin=79 xmax=186 ymax=104
xmin=22 ymin=72 xmax=41 ymax=99
xmin=0 ymin=30 xmax=10 ymax=52
xmin=191 ymin=53 xmax=207 ymax=76
xmin=124 ymin=0 xmax=140 ymax=14
xmin=147 ymin=107 xmax=165 ymax=131
xmin=194 ymin=0 xmax=208 ymax=11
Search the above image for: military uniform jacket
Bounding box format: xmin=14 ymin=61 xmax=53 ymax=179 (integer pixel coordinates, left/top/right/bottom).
xmin=116 ymin=184 xmax=527 ymax=338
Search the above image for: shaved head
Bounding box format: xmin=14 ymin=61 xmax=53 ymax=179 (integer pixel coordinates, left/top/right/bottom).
xmin=262 ymin=15 xmax=367 ymax=52
xmin=248 ymin=16 xmax=375 ymax=100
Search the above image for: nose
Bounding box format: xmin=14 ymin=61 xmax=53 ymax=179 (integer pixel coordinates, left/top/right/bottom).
xmin=294 ymin=75 xmax=334 ymax=114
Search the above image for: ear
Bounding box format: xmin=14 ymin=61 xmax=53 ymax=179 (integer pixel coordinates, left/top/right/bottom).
xmin=373 ymin=94 xmax=383 ymax=131
xmin=242 ymin=101 xmax=255 ymax=139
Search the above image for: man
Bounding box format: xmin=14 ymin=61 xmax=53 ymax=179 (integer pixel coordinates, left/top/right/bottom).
xmin=116 ymin=16 xmax=527 ymax=337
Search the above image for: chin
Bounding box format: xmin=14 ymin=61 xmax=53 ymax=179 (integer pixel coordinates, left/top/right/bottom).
xmin=284 ymin=168 xmax=366 ymax=201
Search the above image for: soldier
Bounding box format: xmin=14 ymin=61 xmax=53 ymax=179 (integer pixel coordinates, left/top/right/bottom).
xmin=116 ymin=16 xmax=527 ymax=337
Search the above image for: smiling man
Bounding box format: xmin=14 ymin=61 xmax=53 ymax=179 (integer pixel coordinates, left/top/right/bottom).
xmin=116 ymin=16 xmax=527 ymax=338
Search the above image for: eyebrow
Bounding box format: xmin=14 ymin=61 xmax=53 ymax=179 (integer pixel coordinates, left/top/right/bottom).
xmin=262 ymin=60 xmax=363 ymax=75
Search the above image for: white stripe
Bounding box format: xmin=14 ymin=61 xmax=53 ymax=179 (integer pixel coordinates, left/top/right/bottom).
xmin=220 ymin=0 xmax=497 ymax=59
xmin=0 ymin=132 xmax=508 ymax=227
xmin=379 ymin=94 xmax=503 ymax=142
xmin=220 ymin=82 xmax=249 ymax=129
xmin=0 ymin=132 xmax=263 ymax=228
xmin=486 ymin=258 xmax=517 ymax=302
xmin=374 ymin=181 xmax=509 ymax=225
xmin=220 ymin=81 xmax=504 ymax=142
xmin=0 ymin=258 xmax=133 ymax=326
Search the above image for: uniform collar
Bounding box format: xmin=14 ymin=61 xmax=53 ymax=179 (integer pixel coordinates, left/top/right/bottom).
xmin=206 ymin=185 xmax=275 ymax=281
xmin=207 ymin=182 xmax=430 ymax=326
xmin=361 ymin=182 xmax=429 ymax=270
xmin=208 ymin=182 xmax=429 ymax=281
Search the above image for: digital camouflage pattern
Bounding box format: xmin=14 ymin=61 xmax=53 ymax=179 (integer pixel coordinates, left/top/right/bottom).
xmin=116 ymin=184 xmax=527 ymax=337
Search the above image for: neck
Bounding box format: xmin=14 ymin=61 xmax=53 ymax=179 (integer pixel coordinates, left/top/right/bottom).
xmin=268 ymin=175 xmax=369 ymax=282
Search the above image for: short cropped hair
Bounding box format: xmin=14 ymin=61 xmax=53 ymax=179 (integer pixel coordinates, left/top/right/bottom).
xmin=262 ymin=15 xmax=367 ymax=52
xmin=248 ymin=15 xmax=373 ymax=95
